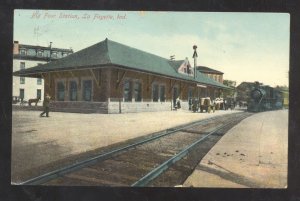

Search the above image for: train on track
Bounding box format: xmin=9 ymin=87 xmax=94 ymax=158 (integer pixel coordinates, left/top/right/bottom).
xmin=247 ymin=82 xmax=284 ymax=112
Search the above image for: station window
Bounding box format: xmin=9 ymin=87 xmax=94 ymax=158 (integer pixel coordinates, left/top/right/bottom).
xmin=214 ymin=75 xmax=217 ymax=81
xmin=57 ymin=81 xmax=65 ymax=101
xmin=44 ymin=50 xmax=51 ymax=58
xmin=159 ymin=85 xmax=165 ymax=102
xmin=37 ymin=78 xmax=42 ymax=85
xmin=20 ymin=49 xmax=26 ymax=55
xmin=20 ymin=62 xmax=25 ymax=70
xmin=37 ymin=50 xmax=43 ymax=57
xmin=37 ymin=89 xmax=41 ymax=99
xmin=69 ymin=81 xmax=77 ymax=101
xmin=20 ymin=77 xmax=25 ymax=84
xmin=82 ymin=80 xmax=92 ymax=101
xmin=152 ymin=84 xmax=159 ymax=102
xmin=19 ymin=89 xmax=24 ymax=100
xmin=51 ymin=52 xmax=57 ymax=58
xmin=134 ymin=81 xmax=142 ymax=102
xmin=124 ymin=80 xmax=132 ymax=102
xmin=26 ymin=48 xmax=35 ymax=56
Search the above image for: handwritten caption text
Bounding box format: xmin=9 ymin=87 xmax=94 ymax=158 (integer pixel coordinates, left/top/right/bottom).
xmin=31 ymin=11 xmax=127 ymax=21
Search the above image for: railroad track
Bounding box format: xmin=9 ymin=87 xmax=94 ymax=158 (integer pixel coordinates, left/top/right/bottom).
xmin=20 ymin=112 xmax=252 ymax=186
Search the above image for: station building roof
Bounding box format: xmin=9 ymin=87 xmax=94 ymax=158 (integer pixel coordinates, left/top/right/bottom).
xmin=13 ymin=38 xmax=231 ymax=90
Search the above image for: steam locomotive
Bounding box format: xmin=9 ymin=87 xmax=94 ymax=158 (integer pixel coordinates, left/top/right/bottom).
xmin=247 ymin=83 xmax=284 ymax=112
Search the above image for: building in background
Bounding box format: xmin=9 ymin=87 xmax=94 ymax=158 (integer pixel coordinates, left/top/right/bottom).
xmin=13 ymin=41 xmax=73 ymax=104
xmin=197 ymin=66 xmax=224 ymax=83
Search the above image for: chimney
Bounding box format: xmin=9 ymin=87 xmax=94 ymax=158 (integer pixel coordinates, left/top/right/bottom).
xmin=192 ymin=45 xmax=198 ymax=79
xmin=13 ymin=41 xmax=19 ymax=55
xmin=49 ymin=42 xmax=52 ymax=61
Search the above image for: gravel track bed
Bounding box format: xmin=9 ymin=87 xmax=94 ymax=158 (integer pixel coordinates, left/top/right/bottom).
xmin=44 ymin=112 xmax=251 ymax=186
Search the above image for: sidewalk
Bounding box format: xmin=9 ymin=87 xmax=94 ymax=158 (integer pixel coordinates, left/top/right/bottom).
xmin=183 ymin=110 xmax=288 ymax=188
xmin=12 ymin=109 xmax=240 ymax=182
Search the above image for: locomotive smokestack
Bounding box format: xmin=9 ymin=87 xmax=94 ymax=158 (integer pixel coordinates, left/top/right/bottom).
xmin=192 ymin=45 xmax=198 ymax=79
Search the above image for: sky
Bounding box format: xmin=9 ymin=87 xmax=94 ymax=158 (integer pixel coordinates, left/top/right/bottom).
xmin=14 ymin=10 xmax=290 ymax=87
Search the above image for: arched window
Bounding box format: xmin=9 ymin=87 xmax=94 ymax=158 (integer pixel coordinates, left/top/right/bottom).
xmin=69 ymin=81 xmax=77 ymax=101
xmin=82 ymin=80 xmax=92 ymax=101
xmin=160 ymin=85 xmax=166 ymax=102
xmin=124 ymin=80 xmax=132 ymax=102
xmin=134 ymin=81 xmax=142 ymax=102
xmin=57 ymin=81 xmax=65 ymax=101
xmin=152 ymin=83 xmax=159 ymax=102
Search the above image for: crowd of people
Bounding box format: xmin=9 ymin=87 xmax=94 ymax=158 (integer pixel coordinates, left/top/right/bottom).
xmin=188 ymin=97 xmax=239 ymax=113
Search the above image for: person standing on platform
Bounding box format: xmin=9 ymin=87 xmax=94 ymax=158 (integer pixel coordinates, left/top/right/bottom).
xmin=40 ymin=93 xmax=51 ymax=117
xmin=176 ymin=97 xmax=181 ymax=109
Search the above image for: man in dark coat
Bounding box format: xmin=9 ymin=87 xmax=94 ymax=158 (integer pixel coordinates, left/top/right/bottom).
xmin=40 ymin=93 xmax=51 ymax=117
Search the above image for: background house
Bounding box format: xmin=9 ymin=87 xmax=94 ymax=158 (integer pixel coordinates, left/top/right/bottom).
xmin=13 ymin=41 xmax=73 ymax=103
xmin=197 ymin=66 xmax=224 ymax=84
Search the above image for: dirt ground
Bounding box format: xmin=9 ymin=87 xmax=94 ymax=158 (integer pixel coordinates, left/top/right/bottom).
xmin=11 ymin=109 xmax=240 ymax=183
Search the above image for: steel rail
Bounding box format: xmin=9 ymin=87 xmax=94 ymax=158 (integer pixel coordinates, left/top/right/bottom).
xmin=131 ymin=113 xmax=250 ymax=187
xmin=19 ymin=113 xmax=240 ymax=185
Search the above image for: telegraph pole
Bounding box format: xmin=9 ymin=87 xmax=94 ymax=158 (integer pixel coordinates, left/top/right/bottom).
xmin=192 ymin=45 xmax=198 ymax=79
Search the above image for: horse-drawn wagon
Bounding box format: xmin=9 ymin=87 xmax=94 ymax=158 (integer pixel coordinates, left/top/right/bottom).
xmin=192 ymin=97 xmax=215 ymax=113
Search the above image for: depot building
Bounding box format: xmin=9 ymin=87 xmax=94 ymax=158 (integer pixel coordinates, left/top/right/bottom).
xmin=13 ymin=38 xmax=231 ymax=114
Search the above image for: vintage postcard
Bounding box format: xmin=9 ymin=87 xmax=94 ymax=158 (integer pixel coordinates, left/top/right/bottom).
xmin=11 ymin=10 xmax=289 ymax=187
